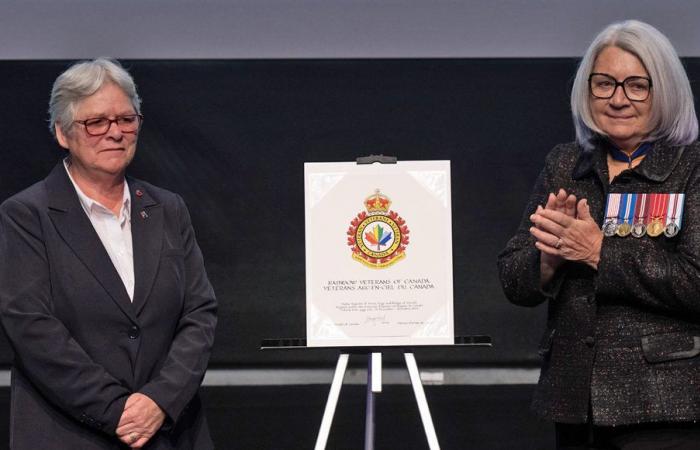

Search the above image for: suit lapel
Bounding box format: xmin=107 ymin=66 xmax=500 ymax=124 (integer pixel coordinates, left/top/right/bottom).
xmin=129 ymin=180 xmax=163 ymax=315
xmin=45 ymin=164 xmax=137 ymax=321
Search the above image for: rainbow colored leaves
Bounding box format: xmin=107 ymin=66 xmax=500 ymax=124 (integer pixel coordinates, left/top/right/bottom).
xmin=365 ymin=224 xmax=392 ymax=247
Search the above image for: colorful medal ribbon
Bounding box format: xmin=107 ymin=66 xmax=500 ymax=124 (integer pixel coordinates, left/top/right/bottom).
xmin=647 ymin=193 xmax=669 ymax=237
xmin=631 ymin=193 xmax=647 ymax=238
xmin=616 ymin=193 xmax=636 ymax=237
xmin=602 ymin=193 xmax=621 ymax=237
xmin=664 ymin=193 xmax=685 ymax=238
xmin=645 ymin=193 xmax=656 ymax=228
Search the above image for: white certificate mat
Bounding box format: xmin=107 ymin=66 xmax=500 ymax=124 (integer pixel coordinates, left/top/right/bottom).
xmin=305 ymin=161 xmax=453 ymax=347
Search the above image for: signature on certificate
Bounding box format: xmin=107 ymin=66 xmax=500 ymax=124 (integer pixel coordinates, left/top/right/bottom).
xmin=364 ymin=315 xmax=388 ymax=326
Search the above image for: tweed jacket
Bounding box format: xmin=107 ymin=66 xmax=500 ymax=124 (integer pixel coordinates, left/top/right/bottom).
xmin=0 ymin=164 xmax=217 ymax=449
xmin=498 ymin=140 xmax=700 ymax=426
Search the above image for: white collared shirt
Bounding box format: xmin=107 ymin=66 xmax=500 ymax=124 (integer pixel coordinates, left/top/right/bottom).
xmin=63 ymin=159 xmax=135 ymax=301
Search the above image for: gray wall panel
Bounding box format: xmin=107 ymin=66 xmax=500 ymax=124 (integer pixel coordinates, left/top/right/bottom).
xmin=1 ymin=1 xmax=699 ymax=59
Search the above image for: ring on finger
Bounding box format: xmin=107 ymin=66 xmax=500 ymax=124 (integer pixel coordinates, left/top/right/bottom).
xmin=130 ymin=432 xmax=137 ymax=443
xmin=555 ymin=238 xmax=562 ymax=249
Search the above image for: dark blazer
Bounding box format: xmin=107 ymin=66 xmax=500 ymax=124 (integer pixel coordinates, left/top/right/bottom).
xmin=498 ymin=141 xmax=700 ymax=426
xmin=0 ymin=163 xmax=217 ymax=449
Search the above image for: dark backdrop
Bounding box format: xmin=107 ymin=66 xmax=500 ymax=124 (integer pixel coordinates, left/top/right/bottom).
xmin=3 ymin=59 xmax=697 ymax=368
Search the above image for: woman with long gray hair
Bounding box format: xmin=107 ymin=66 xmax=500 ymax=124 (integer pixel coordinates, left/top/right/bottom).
xmin=499 ymin=20 xmax=700 ymax=448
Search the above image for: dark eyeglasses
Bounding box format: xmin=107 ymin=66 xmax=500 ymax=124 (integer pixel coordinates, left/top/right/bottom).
xmin=588 ymin=73 xmax=652 ymax=102
xmin=73 ymin=114 xmax=143 ymax=136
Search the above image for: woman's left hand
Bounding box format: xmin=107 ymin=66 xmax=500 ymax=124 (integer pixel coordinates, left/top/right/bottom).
xmin=116 ymin=393 xmax=165 ymax=448
xmin=529 ymin=198 xmax=603 ymax=270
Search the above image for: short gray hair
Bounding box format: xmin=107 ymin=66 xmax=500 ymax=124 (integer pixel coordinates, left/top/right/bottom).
xmin=48 ymin=57 xmax=141 ymax=138
xmin=571 ymin=20 xmax=698 ymax=148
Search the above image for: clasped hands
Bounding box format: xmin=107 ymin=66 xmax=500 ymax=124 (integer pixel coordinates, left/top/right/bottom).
xmin=529 ymin=188 xmax=603 ymax=271
xmin=116 ymin=393 xmax=166 ymax=449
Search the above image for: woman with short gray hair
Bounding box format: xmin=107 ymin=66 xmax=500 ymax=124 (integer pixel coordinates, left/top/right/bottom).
xmin=0 ymin=58 xmax=217 ymax=449
xmin=499 ymin=20 xmax=700 ymax=448
xmin=49 ymin=57 xmax=142 ymax=138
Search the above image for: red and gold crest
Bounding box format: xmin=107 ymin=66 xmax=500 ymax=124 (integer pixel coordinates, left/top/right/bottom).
xmin=346 ymin=189 xmax=410 ymax=269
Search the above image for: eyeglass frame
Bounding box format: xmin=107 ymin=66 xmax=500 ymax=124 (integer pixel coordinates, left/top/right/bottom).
xmin=588 ymin=73 xmax=653 ymax=102
xmin=72 ymin=114 xmax=144 ymax=136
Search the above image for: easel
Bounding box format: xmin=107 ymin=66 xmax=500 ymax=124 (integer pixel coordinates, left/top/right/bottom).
xmin=272 ymin=155 xmax=491 ymax=448
xmin=261 ymin=336 xmax=492 ymax=450
xmin=317 ymin=351 xmax=434 ymax=450
xmin=315 ymin=154 xmax=437 ymax=448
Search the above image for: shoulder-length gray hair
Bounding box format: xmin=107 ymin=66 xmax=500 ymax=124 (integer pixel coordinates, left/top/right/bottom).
xmin=571 ymin=20 xmax=698 ymax=148
xmin=48 ymin=57 xmax=141 ymax=138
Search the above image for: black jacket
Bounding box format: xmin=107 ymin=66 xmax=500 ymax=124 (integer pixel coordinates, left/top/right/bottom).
xmin=498 ymin=141 xmax=700 ymax=426
xmin=0 ymin=163 xmax=217 ymax=449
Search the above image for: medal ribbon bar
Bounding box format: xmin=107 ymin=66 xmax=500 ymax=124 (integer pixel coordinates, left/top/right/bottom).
xmin=603 ymin=192 xmax=684 ymax=238
xmin=616 ymin=193 xmax=635 ymax=237
xmin=631 ymin=193 xmax=647 ymax=238
xmin=602 ymin=193 xmax=621 ymax=237
xmin=647 ymin=193 xmax=669 ymax=237
xmin=664 ymin=193 xmax=685 ymax=237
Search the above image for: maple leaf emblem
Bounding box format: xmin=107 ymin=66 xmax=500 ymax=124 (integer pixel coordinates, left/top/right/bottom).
xmin=364 ymin=224 xmax=392 ymax=250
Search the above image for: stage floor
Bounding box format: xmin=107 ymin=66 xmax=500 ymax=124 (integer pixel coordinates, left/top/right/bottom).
xmin=0 ymin=385 xmax=554 ymax=449
xmin=202 ymin=384 xmax=553 ymax=449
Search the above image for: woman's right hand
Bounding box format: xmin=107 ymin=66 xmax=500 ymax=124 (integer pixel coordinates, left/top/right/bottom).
xmin=536 ymin=189 xmax=577 ymax=285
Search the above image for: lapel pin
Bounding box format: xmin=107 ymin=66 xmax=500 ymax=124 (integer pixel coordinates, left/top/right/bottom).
xmin=136 ymin=189 xmax=143 ymax=197
xmin=140 ymin=210 xmax=148 ymax=220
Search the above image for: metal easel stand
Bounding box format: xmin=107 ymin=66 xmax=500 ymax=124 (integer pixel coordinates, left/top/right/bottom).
xmin=314 ymin=352 xmax=440 ymax=450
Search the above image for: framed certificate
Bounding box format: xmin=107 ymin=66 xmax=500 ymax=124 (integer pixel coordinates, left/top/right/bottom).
xmin=305 ymin=160 xmax=453 ymax=347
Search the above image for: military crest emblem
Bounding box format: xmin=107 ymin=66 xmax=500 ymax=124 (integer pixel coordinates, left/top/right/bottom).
xmin=346 ymin=189 xmax=410 ymax=268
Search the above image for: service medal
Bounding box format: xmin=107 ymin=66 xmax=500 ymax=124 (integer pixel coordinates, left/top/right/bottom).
xmin=647 ymin=219 xmax=664 ymax=237
xmin=616 ymin=222 xmax=632 ymax=237
xmin=631 ymin=193 xmax=647 ymax=238
xmin=664 ymin=222 xmax=679 ymax=238
xmin=615 ymin=193 xmax=636 ymax=238
xmin=663 ymin=193 xmax=685 ymax=239
xmin=603 ymin=220 xmax=618 ymax=237
xmin=601 ymin=193 xmax=621 ymax=237
xmin=631 ymin=221 xmax=646 ymax=238
xmin=646 ymin=193 xmax=669 ymax=238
